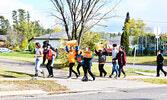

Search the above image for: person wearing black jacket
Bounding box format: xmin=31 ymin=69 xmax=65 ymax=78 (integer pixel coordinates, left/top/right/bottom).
xmin=95 ymin=48 xmax=107 ymax=77
xmin=156 ymin=50 xmax=167 ymax=77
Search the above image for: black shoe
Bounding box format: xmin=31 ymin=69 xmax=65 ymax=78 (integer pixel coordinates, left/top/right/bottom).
xmin=104 ymin=73 xmax=107 ymax=77
xmin=76 ymin=74 xmax=79 ymax=78
xmin=165 ymin=73 xmax=167 ymax=77
xmin=156 ymin=75 xmax=160 ymax=77
xmin=67 ymin=76 xmax=71 ymax=78
xmin=93 ymin=75 xmax=96 ymax=81
xmin=35 ymin=74 xmax=38 ymax=77
xmin=109 ymin=75 xmax=112 ymax=78
xmin=50 ymin=75 xmax=54 ymax=77
xmin=82 ymin=76 xmax=88 ymax=81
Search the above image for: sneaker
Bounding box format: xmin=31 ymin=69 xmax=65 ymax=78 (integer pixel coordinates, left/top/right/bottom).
xmin=76 ymin=74 xmax=79 ymax=78
xmin=165 ymin=73 xmax=167 ymax=77
xmin=47 ymin=75 xmax=52 ymax=78
xmin=50 ymin=75 xmax=54 ymax=78
xmin=156 ymin=75 xmax=160 ymax=77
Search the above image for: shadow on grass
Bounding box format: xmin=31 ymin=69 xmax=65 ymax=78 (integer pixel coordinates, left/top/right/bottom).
xmin=0 ymin=74 xmax=16 ymax=78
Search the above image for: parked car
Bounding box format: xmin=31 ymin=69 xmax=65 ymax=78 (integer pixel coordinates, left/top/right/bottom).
xmin=0 ymin=48 xmax=13 ymax=53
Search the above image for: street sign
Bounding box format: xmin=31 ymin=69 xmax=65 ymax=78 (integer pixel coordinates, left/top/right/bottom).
xmin=154 ymin=26 xmax=161 ymax=37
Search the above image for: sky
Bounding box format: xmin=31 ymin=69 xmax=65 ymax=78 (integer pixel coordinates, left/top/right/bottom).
xmin=0 ymin=0 xmax=167 ymax=33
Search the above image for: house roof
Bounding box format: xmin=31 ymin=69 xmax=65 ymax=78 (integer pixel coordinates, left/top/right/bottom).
xmin=33 ymin=31 xmax=68 ymax=40
xmin=0 ymin=35 xmax=8 ymax=41
xmin=107 ymin=36 xmax=135 ymax=45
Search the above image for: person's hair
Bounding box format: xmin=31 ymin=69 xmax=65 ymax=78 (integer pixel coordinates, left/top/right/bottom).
xmin=120 ymin=45 xmax=124 ymax=50
xmin=113 ymin=44 xmax=117 ymax=47
xmin=35 ymin=42 xmax=41 ymax=48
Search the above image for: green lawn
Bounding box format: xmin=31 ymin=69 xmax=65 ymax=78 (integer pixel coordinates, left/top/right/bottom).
xmin=140 ymin=78 xmax=167 ymax=84
xmin=0 ymin=66 xmax=34 ymax=78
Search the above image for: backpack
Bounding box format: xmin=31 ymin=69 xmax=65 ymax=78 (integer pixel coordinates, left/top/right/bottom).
xmin=47 ymin=49 xmax=52 ymax=60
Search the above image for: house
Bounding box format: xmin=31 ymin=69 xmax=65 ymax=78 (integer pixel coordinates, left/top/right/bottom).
xmin=0 ymin=35 xmax=7 ymax=47
xmin=31 ymin=31 xmax=68 ymax=48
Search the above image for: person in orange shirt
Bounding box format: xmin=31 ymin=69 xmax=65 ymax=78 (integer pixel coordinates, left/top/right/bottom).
xmin=66 ymin=45 xmax=79 ymax=78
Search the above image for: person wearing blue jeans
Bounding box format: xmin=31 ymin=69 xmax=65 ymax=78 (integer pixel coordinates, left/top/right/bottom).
xmin=34 ymin=42 xmax=45 ymax=77
xmin=109 ymin=44 xmax=119 ymax=78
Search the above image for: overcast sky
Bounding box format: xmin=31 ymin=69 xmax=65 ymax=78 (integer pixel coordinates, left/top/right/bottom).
xmin=0 ymin=0 xmax=167 ymax=33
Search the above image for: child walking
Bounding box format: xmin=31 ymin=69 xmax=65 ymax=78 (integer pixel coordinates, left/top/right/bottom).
xmin=113 ymin=46 xmax=127 ymax=78
xmin=66 ymin=45 xmax=79 ymax=78
xmin=156 ymin=50 xmax=167 ymax=77
xmin=34 ymin=42 xmax=45 ymax=77
xmin=82 ymin=47 xmax=95 ymax=81
xmin=95 ymin=47 xmax=107 ymax=77
xmin=109 ymin=44 xmax=119 ymax=78
xmin=76 ymin=50 xmax=84 ymax=76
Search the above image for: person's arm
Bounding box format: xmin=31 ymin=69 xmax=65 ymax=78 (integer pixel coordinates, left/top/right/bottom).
xmin=75 ymin=46 xmax=79 ymax=52
xmin=161 ymin=54 xmax=164 ymax=64
xmin=95 ymin=49 xmax=99 ymax=55
xmin=123 ymin=51 xmax=127 ymax=66
xmin=104 ymin=48 xmax=108 ymax=55
xmin=66 ymin=46 xmax=69 ymax=53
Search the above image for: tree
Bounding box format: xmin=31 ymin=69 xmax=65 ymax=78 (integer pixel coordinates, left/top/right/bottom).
xmin=80 ymin=31 xmax=102 ymax=52
xmin=20 ymin=38 xmax=28 ymax=50
xmin=121 ymin=12 xmax=130 ymax=54
xmin=0 ymin=16 xmax=10 ymax=35
xmin=121 ymin=31 xmax=129 ymax=54
xmin=51 ymin=0 xmax=120 ymax=45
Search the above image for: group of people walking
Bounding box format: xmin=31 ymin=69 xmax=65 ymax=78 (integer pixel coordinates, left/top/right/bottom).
xmin=34 ymin=41 xmax=127 ymax=81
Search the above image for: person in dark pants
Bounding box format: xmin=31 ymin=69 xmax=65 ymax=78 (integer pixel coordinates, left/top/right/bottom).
xmin=82 ymin=47 xmax=95 ymax=81
xmin=156 ymin=50 xmax=167 ymax=77
xmin=46 ymin=48 xmax=55 ymax=78
xmin=42 ymin=45 xmax=47 ymax=65
xmin=75 ymin=50 xmax=84 ymax=76
xmin=66 ymin=45 xmax=79 ymax=78
xmin=95 ymin=48 xmax=107 ymax=77
xmin=113 ymin=46 xmax=127 ymax=78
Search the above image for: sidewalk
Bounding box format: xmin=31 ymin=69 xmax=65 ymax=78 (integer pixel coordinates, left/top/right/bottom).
xmin=0 ymin=58 xmax=167 ymax=97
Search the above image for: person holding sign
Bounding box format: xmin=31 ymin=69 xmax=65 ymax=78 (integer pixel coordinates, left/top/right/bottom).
xmin=95 ymin=45 xmax=108 ymax=77
xmin=82 ymin=47 xmax=95 ymax=81
xmin=66 ymin=42 xmax=79 ymax=78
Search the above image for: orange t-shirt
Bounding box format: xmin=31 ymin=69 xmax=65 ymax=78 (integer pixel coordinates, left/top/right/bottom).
xmin=68 ymin=51 xmax=76 ymax=63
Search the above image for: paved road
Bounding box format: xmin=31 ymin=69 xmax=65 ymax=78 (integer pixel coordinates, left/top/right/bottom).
xmin=2 ymin=87 xmax=167 ymax=100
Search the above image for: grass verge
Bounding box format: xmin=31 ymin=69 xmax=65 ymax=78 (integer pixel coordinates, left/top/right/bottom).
xmin=0 ymin=80 xmax=68 ymax=92
xmin=140 ymin=78 xmax=167 ymax=84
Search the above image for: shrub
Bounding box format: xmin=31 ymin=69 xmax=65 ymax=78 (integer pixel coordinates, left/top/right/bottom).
xmin=20 ymin=38 xmax=28 ymax=50
xmin=29 ymin=42 xmax=35 ymax=53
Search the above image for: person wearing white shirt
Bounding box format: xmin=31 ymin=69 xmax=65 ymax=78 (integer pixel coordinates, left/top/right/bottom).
xmin=109 ymin=44 xmax=119 ymax=78
xmin=34 ymin=42 xmax=45 ymax=77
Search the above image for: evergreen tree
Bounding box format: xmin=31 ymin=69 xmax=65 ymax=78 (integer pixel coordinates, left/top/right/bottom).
xmin=122 ymin=12 xmax=130 ymax=31
xmin=121 ymin=31 xmax=129 ymax=54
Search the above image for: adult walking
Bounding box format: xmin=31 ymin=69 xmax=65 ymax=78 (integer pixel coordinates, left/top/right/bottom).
xmin=34 ymin=42 xmax=45 ymax=77
xmin=113 ymin=46 xmax=127 ymax=78
xmin=156 ymin=50 xmax=167 ymax=77
xmin=66 ymin=45 xmax=79 ymax=78
xmin=109 ymin=44 xmax=119 ymax=78
xmin=82 ymin=47 xmax=95 ymax=81
xmin=95 ymin=47 xmax=107 ymax=77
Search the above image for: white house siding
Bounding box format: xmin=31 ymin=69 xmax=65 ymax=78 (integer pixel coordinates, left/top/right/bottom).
xmin=35 ymin=40 xmax=61 ymax=49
